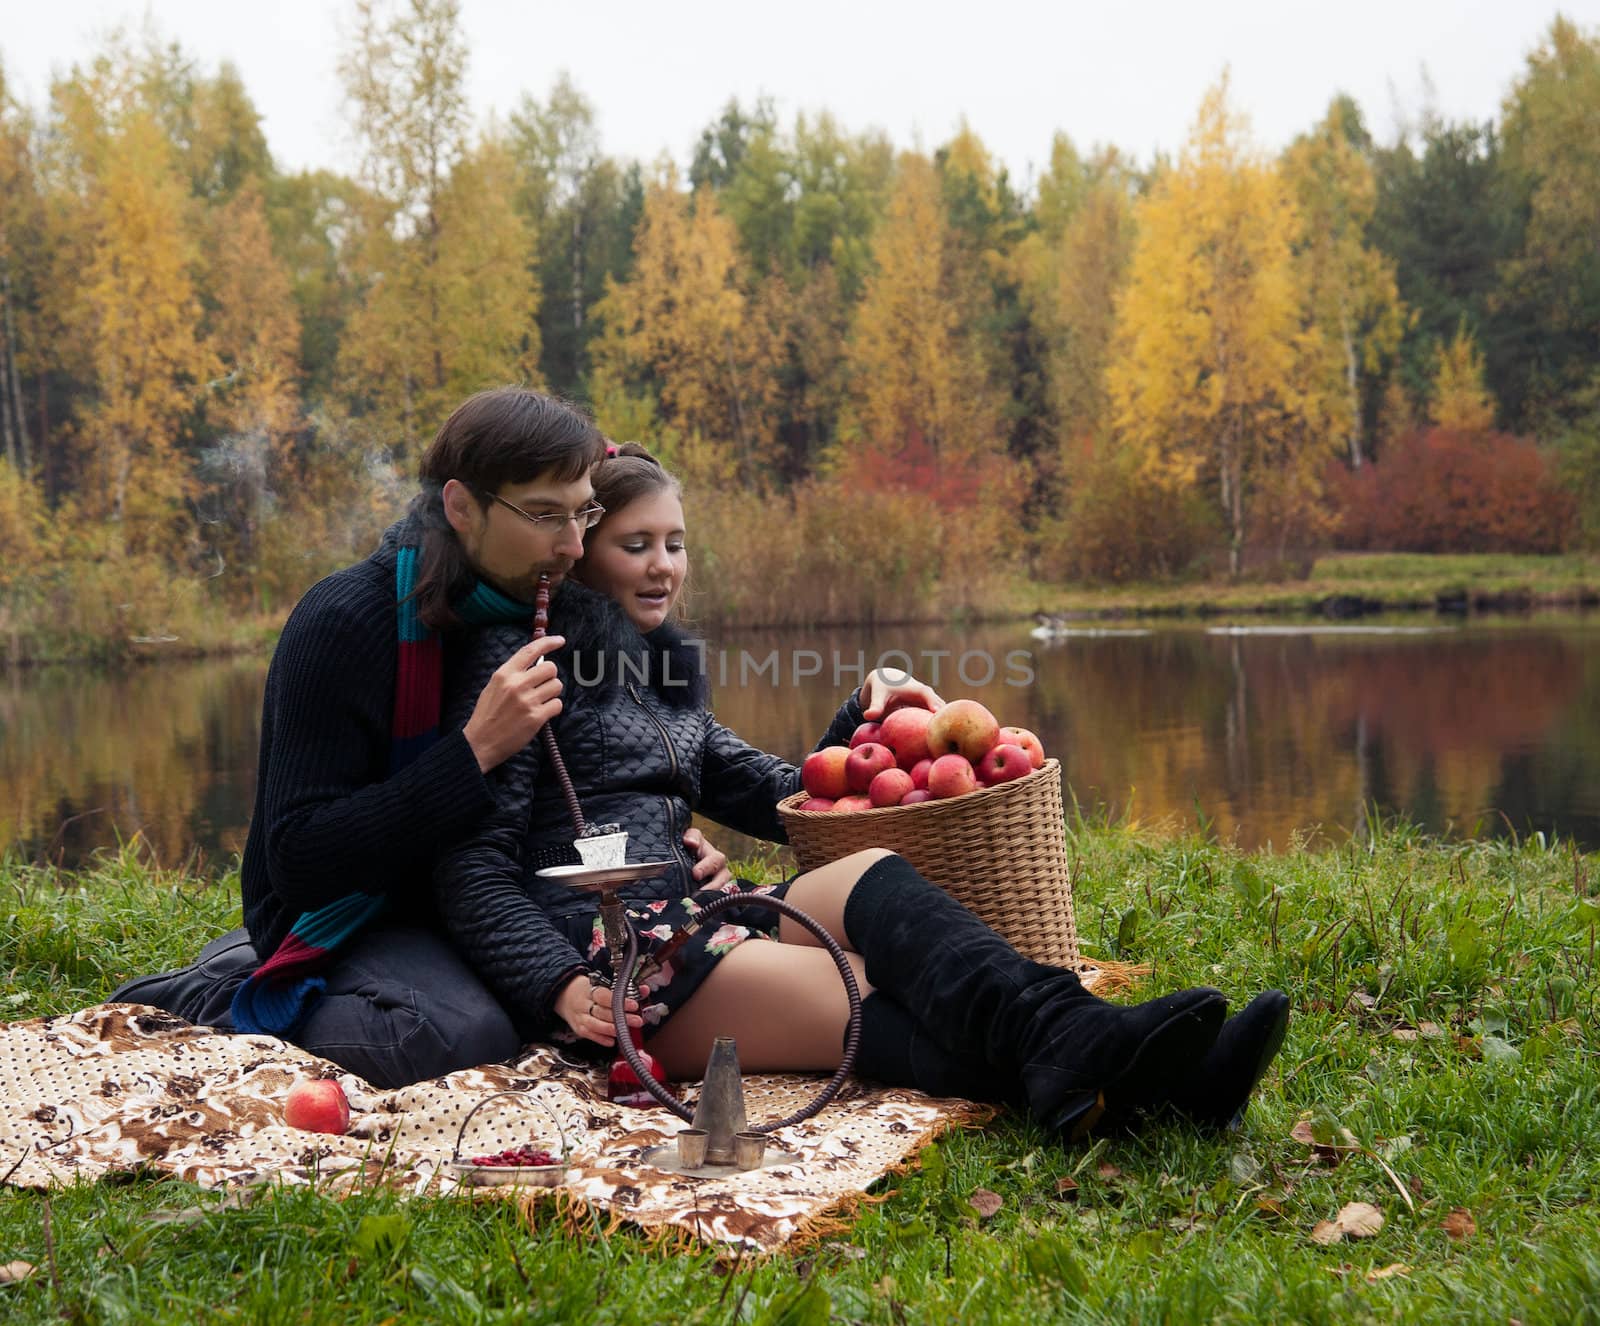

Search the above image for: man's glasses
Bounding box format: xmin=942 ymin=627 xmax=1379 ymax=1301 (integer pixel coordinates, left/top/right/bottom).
xmin=475 ymin=487 xmax=606 ymax=534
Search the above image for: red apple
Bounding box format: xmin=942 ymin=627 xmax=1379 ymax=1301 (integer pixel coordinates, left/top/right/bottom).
xmin=879 ymin=706 xmax=935 ymax=769
xmin=926 ymin=699 xmax=1001 ymax=763
xmin=976 ymin=743 xmax=1033 ymax=787
xmin=998 ymin=726 xmax=1046 ymax=769
xmin=801 ymin=746 xmax=852 ymax=800
xmin=848 ymin=721 xmax=884 ymax=749
xmin=925 ymin=753 xmax=979 ymax=799
xmin=845 ymin=742 xmax=897 ymax=793
xmin=868 ymin=767 xmax=915 ymax=808
xmin=797 ymin=797 xmax=835 ymax=812
xmin=283 ymin=1078 xmax=349 ymax=1134
xmin=899 ymin=788 xmax=936 ymax=806
xmin=834 ymin=794 xmax=873 ymax=813
xmin=908 ymin=758 xmax=933 ymax=790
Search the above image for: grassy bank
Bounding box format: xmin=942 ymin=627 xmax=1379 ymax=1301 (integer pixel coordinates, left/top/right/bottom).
xmin=4 ymin=826 xmax=1599 ymax=1322
xmin=1022 ymin=551 xmax=1600 ymax=622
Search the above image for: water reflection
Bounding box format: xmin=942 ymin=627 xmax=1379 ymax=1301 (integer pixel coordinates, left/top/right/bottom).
xmin=3 ymin=619 xmax=1598 ymax=867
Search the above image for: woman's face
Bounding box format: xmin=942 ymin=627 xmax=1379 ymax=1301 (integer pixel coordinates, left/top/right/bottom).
xmin=577 ymin=488 xmax=688 ymax=632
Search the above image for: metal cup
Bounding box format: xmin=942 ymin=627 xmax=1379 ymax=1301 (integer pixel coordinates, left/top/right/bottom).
xmin=675 ymin=1128 xmax=709 ymax=1169
xmin=732 ymin=1130 xmax=767 ymax=1170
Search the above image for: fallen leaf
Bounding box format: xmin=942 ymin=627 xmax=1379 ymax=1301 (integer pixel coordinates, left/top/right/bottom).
xmin=1442 ymin=1208 xmax=1476 ymax=1241
xmin=1309 ymin=1202 xmax=1385 ymax=1245
xmin=1347 ymin=991 xmax=1378 ymax=1012
xmin=1390 ymin=1028 xmax=1420 ymax=1042
xmin=1365 ymin=1263 xmax=1411 ymax=1282
xmin=1336 ymin=1201 xmax=1385 ymax=1238
xmin=1255 ymin=1198 xmax=1285 ymax=1219
xmin=1418 ymin=1022 xmax=1445 ymax=1039
xmin=0 ymin=1261 xmax=35 ymax=1285
xmin=1290 ymin=1120 xmax=1359 ymax=1150
xmin=1096 ymin=1162 xmax=1122 ymax=1181
xmin=1290 ymin=1119 xmax=1360 ymax=1166
xmin=968 ymin=1188 xmax=1003 ymax=1220
xmin=1054 ymin=1175 xmax=1079 ymax=1200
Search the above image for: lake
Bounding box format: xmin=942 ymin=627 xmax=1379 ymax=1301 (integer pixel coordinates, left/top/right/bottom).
xmin=4 ymin=615 xmax=1598 ymax=869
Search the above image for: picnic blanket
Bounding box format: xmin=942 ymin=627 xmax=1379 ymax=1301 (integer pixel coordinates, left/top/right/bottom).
xmin=0 ymin=1004 xmax=992 ymax=1253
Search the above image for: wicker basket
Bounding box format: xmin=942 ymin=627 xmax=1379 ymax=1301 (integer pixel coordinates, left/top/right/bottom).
xmin=776 ymin=757 xmax=1082 ymax=969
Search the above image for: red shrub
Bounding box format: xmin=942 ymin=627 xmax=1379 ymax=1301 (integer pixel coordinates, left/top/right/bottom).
xmin=1327 ymin=428 xmax=1575 ymax=554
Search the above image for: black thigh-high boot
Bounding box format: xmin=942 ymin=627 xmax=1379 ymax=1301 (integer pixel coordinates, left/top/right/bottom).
xmin=841 ymin=853 xmax=1226 ymax=1139
xmin=854 ymin=993 xmax=1018 ymax=1105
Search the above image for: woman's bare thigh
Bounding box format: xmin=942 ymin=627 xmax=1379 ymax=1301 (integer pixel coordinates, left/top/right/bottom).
xmin=645 ymin=940 xmax=870 ymax=1078
xmin=775 ymin=847 xmax=894 ymax=950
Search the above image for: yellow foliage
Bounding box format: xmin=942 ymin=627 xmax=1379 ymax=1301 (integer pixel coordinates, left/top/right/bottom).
xmin=0 ymin=459 xmax=57 ymax=594
xmin=842 ymin=152 xmax=1003 ymax=465
xmin=339 ymin=132 xmax=539 ymax=451
xmin=67 ymin=109 xmax=218 ymax=555
xmin=204 ymin=182 xmax=302 ymax=439
xmin=1281 ymin=101 xmax=1406 ymax=466
xmin=591 ymin=173 xmax=779 ymax=477
xmin=1429 ymin=324 xmax=1497 ymax=433
xmin=1107 ymin=78 xmax=1311 ymax=573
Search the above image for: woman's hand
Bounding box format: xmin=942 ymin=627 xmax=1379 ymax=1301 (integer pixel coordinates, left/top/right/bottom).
xmin=684 ymin=826 xmax=733 ymax=889
xmin=555 ymin=973 xmax=650 ymax=1047
xmin=463 ymin=635 xmax=566 ymax=772
xmin=861 ymin=668 xmax=946 ymax=720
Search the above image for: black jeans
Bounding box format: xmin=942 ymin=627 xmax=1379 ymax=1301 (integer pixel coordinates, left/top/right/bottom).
xmin=111 ymin=925 xmax=523 ymax=1090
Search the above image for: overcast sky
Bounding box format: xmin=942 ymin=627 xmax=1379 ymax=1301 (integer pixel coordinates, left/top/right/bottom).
xmin=5 ymin=1 xmax=1598 ymax=185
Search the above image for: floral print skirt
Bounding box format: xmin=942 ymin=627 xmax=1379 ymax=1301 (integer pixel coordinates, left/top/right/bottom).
xmin=552 ymin=878 xmax=792 ymax=1044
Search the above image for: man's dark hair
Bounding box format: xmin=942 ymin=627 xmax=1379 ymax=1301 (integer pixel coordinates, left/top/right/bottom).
xmin=411 ymin=387 xmax=606 ymax=628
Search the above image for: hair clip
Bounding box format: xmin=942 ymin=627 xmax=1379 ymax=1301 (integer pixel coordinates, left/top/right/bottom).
xmin=604 ymin=442 xmax=618 ymax=457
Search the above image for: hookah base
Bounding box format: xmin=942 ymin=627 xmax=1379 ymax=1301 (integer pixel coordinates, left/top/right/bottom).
xmin=639 ymin=1141 xmax=803 ymax=1178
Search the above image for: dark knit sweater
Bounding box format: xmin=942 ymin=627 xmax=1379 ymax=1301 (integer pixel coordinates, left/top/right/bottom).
xmin=239 ymin=539 xmax=496 ymax=959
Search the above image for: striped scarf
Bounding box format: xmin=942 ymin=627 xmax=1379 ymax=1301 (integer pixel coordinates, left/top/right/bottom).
xmin=231 ymin=536 xmax=534 ymax=1036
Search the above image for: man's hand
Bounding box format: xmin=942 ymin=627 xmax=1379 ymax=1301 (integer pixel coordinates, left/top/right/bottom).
xmin=463 ymin=635 xmax=566 ymax=772
xmin=861 ymin=668 xmax=946 ymax=720
xmin=555 ymin=973 xmax=648 ymax=1046
xmin=684 ymin=827 xmax=733 ymax=890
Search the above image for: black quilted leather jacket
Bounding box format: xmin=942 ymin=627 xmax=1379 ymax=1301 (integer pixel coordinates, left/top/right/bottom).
xmin=434 ymin=579 xmax=863 ymax=1034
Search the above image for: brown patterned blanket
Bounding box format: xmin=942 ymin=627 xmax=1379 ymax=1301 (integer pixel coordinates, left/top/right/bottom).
xmin=0 ymin=1004 xmax=991 ymax=1253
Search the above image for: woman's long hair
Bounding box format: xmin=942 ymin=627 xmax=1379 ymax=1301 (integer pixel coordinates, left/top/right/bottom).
xmin=411 ymin=388 xmax=606 ymax=628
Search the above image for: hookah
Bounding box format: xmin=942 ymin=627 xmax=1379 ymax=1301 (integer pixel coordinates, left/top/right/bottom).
xmin=528 ymin=574 xmax=862 ymax=1173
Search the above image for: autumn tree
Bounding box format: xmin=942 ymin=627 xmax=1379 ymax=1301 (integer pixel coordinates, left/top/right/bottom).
xmin=590 ymin=171 xmax=779 ymax=478
xmin=1016 ymin=137 xmax=1139 ymax=450
xmin=337 ymin=0 xmax=537 ymax=449
xmin=195 ymin=182 xmax=303 ymax=584
xmin=1282 ymin=98 xmax=1405 ymax=467
xmin=510 ymin=74 xmax=642 ymax=394
xmin=842 ymin=151 xmax=1005 ymax=467
xmin=267 ymin=168 xmax=368 ymax=401
xmin=1428 ymin=323 xmax=1496 ymax=432
xmin=47 ymin=73 xmax=217 ymax=556
xmin=1108 ymin=80 xmax=1310 ymax=577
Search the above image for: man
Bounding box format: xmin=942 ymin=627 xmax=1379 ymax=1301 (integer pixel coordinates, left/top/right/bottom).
xmin=115 ymin=388 xmax=606 ymax=1086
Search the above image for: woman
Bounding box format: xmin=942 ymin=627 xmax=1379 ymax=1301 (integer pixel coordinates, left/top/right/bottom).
xmin=435 ymin=445 xmax=1290 ymax=1138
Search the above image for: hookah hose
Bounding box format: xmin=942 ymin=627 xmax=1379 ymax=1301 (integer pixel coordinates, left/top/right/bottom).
xmin=608 ymin=891 xmax=864 ymax=1130
xmin=532 ymin=574 xmax=586 ymax=835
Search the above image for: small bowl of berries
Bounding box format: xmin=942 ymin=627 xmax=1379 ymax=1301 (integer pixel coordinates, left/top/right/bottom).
xmin=447 ymin=1091 xmax=570 ymax=1188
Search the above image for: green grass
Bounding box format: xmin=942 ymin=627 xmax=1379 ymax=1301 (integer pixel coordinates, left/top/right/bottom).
xmin=1020 ymin=551 xmax=1600 ymax=621
xmin=4 ymin=825 xmax=1600 ymax=1324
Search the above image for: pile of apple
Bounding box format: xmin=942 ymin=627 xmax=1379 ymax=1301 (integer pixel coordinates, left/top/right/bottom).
xmin=798 ymin=699 xmax=1046 ymax=812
